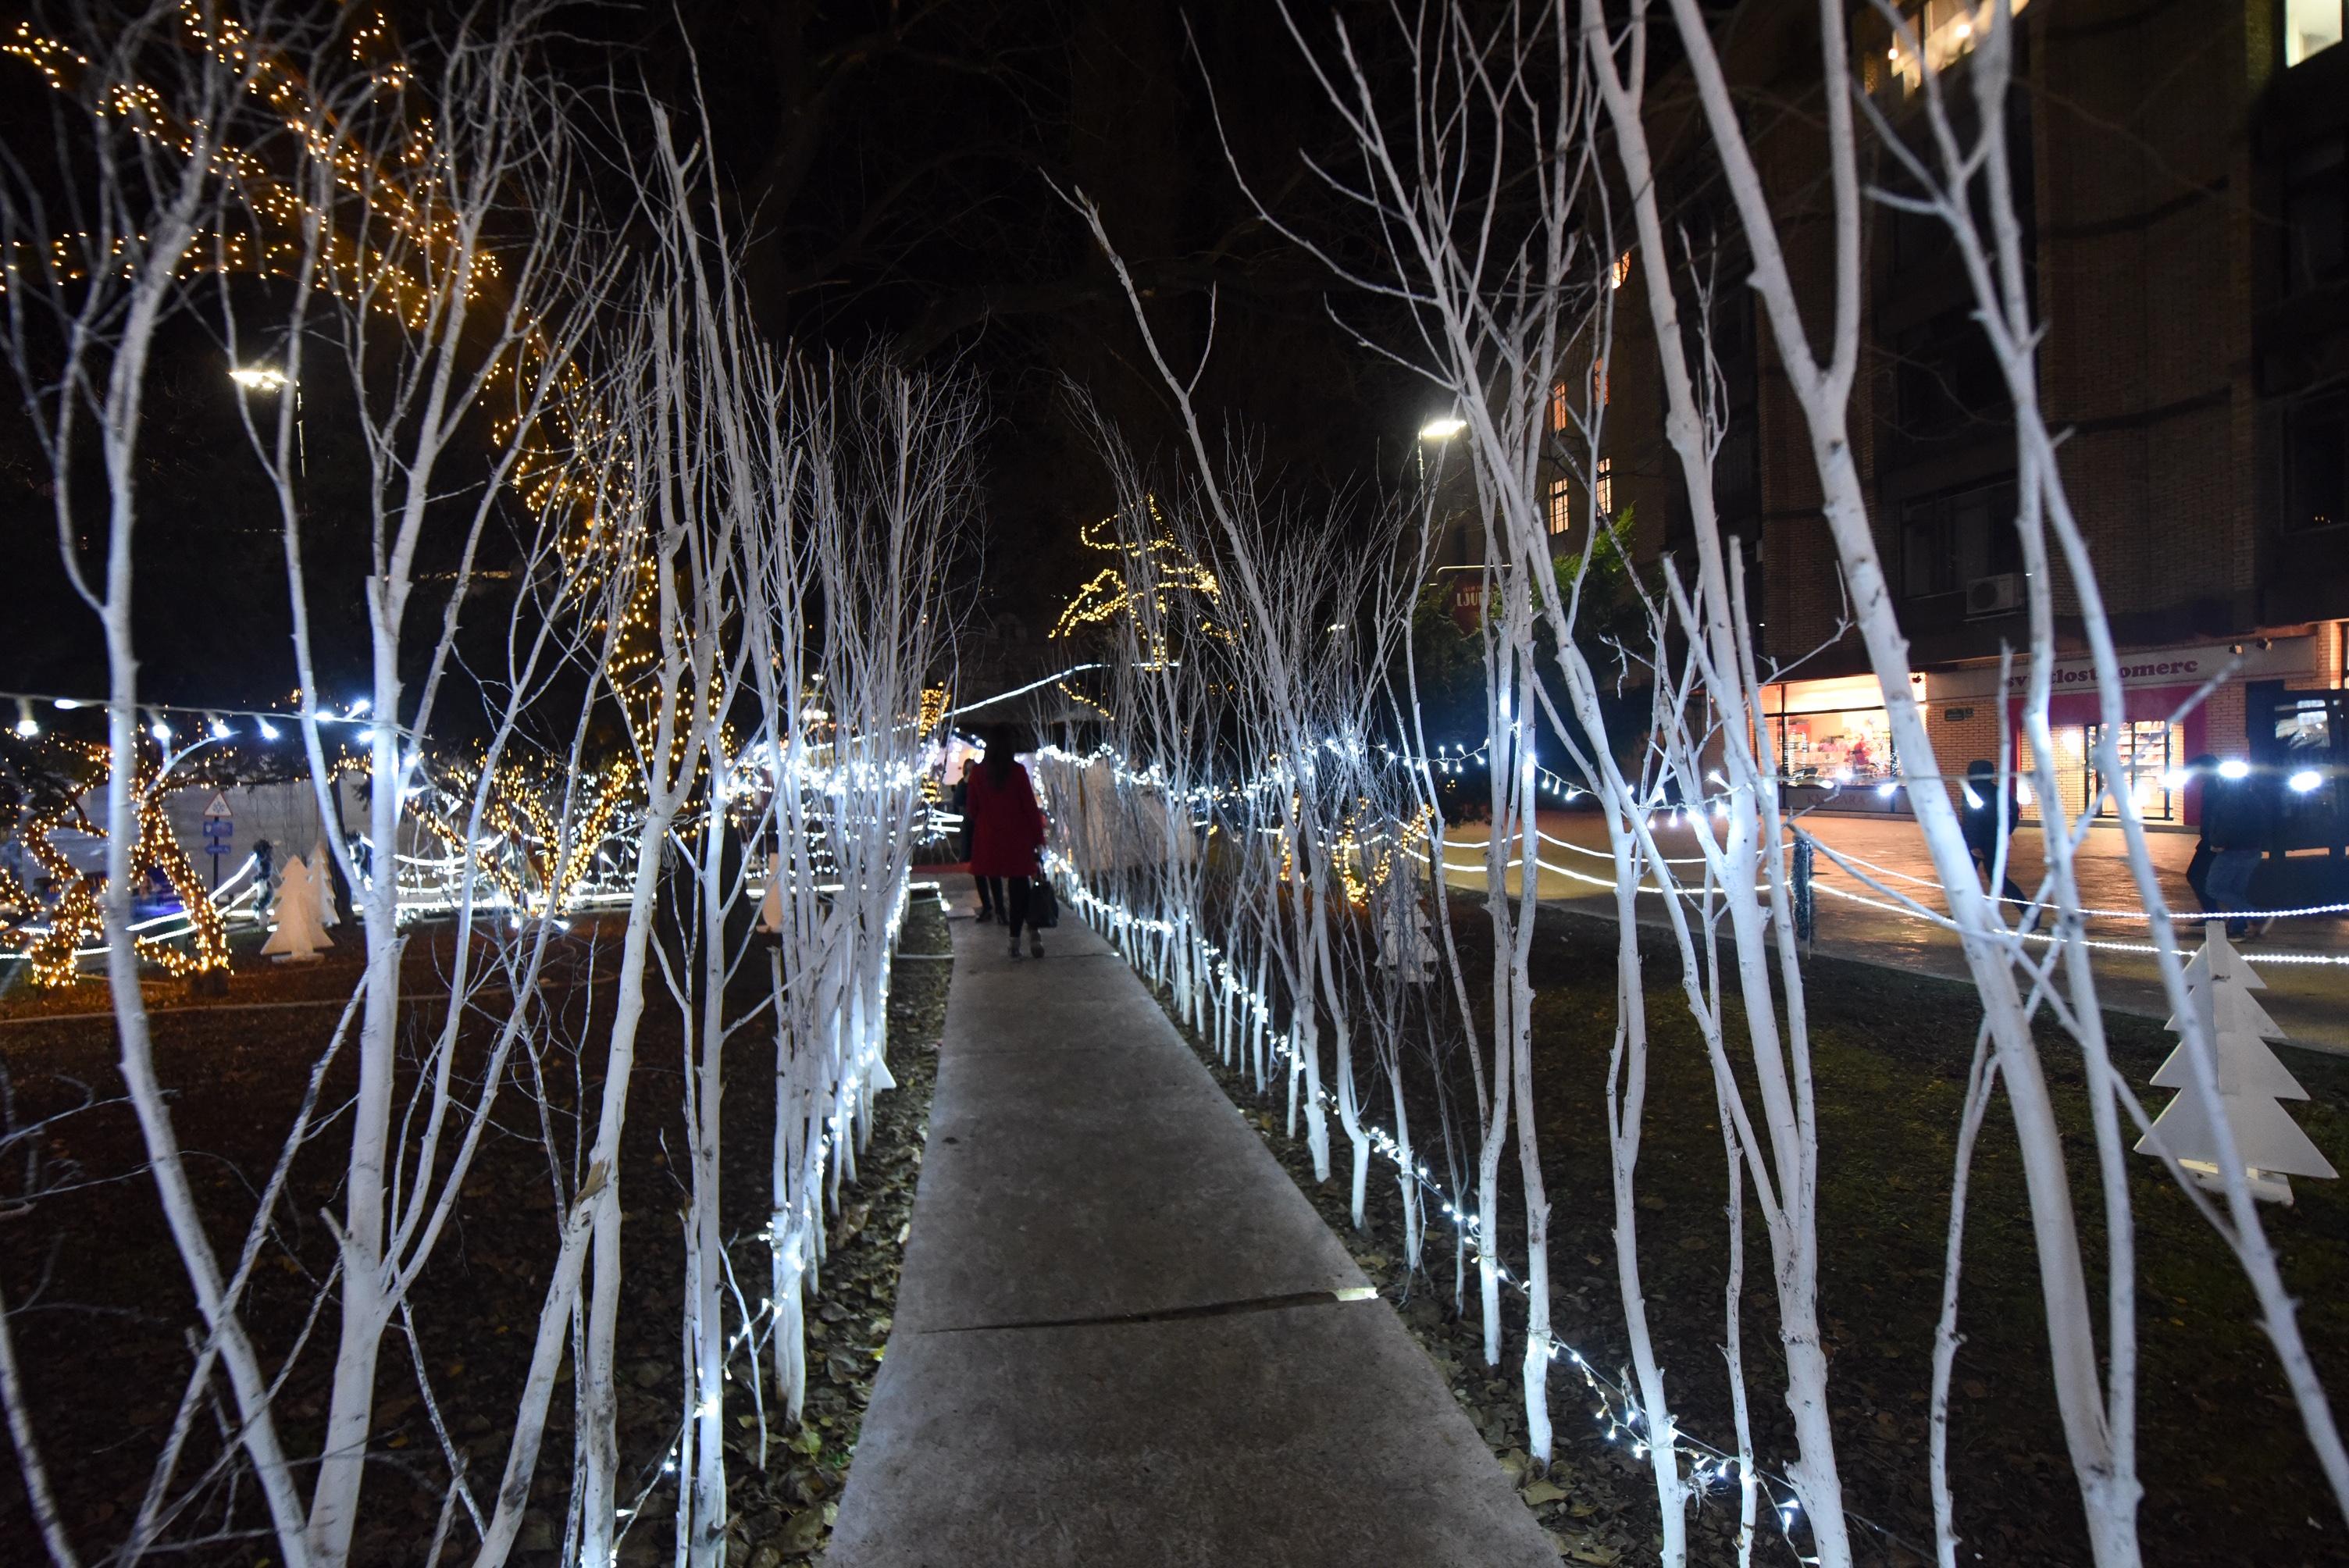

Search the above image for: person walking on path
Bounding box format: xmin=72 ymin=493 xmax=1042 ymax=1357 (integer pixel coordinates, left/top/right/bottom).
xmin=951 ymin=757 xmax=996 ymax=923
xmin=2201 ymin=757 xmax=2273 ymax=940
xmin=965 ymin=729 xmax=1048 ymax=959
xmin=1959 ymin=759 xmax=2028 ymax=914
xmin=2182 ymin=754 xmax=2223 ymax=914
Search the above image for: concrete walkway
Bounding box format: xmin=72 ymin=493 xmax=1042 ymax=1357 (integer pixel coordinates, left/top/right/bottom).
xmin=827 ymin=881 xmax=1554 ymax=1567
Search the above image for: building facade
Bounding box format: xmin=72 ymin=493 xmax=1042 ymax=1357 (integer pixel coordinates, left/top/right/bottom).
xmin=1597 ymin=0 xmax=2349 ymax=845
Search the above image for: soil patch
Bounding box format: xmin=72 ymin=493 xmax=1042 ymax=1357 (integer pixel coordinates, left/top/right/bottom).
xmin=0 ymin=897 xmax=951 ymax=1566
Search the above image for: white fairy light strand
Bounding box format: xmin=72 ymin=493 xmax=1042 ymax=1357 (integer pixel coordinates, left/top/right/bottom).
xmin=1042 ymin=851 xmax=1926 ymax=1561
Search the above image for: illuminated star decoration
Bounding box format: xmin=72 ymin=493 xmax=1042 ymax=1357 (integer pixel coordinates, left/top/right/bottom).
xmin=1050 ymin=496 xmax=1224 ymax=718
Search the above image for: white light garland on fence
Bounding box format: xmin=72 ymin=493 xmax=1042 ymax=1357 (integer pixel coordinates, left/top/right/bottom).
xmin=1036 ymin=728 xmax=2347 ymax=990
xmin=1040 ymin=851 xmax=1912 ymax=1562
xmin=0 ymin=687 xmax=380 ymax=738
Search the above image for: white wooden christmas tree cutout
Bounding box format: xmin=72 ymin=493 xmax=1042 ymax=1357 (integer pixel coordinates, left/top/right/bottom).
xmin=2134 ymin=921 xmax=2337 ymax=1205
xmin=757 ymin=864 xmax=782 ymax=935
xmin=261 ymin=854 xmax=333 ymax=961
xmin=1375 ymin=883 xmax=1437 ymax=982
xmin=312 ymin=838 xmax=340 ymax=928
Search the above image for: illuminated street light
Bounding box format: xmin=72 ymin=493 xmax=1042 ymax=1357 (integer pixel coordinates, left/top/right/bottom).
xmin=228 ymin=364 xmax=305 ymax=476
xmin=2219 ymin=758 xmax=2251 ymax=781
xmin=2289 ymin=768 xmax=2324 ymax=793
xmin=1418 ymin=415 xmax=1467 ymax=440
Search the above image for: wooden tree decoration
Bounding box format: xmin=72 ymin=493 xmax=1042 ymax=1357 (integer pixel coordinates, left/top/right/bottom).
xmin=757 ymin=857 xmax=782 ymax=935
xmin=309 ymin=837 xmax=342 ymax=929
xmin=2136 ymin=921 xmax=2337 ymax=1205
xmin=261 ymin=853 xmax=333 ymax=960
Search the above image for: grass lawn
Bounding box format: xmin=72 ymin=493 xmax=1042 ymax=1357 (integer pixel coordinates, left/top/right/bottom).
xmin=1173 ymin=893 xmax=2349 ymax=1566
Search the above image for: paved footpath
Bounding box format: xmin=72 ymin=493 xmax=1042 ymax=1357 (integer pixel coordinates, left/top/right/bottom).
xmin=828 ymin=881 xmax=1554 ymax=1568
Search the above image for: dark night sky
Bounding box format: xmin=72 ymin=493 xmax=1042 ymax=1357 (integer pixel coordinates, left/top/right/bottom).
xmin=659 ymin=0 xmax=1435 ymax=634
xmin=0 ymin=1 xmax=1440 ymax=710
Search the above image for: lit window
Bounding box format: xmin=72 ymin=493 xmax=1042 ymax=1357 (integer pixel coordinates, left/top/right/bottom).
xmin=1546 ymin=476 xmax=1571 ymax=536
xmin=1610 ymin=251 xmax=1631 ymax=290
xmin=1595 ymin=458 xmax=1613 ymax=520
xmin=1873 ymin=0 xmax=2034 ymax=97
xmin=2287 ymin=0 xmax=2344 ymax=66
xmin=1591 ymin=358 xmax=1609 ymax=408
xmin=1550 ymin=380 xmax=1570 ymax=433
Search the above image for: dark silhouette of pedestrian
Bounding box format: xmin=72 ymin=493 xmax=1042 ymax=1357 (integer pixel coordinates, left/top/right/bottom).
xmin=2182 ymin=754 xmax=2220 ymax=913
xmin=2202 ymin=760 xmax=2272 ymax=939
xmin=952 ymin=757 xmax=995 ymax=922
xmin=1959 ymin=759 xmax=2026 ymax=911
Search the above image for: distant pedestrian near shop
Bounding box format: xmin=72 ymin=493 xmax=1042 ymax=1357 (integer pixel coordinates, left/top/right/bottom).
xmin=1959 ymin=759 xmax=2027 ymax=912
xmin=2199 ymin=757 xmax=2274 ymax=939
xmin=951 ymin=757 xmax=996 ymax=923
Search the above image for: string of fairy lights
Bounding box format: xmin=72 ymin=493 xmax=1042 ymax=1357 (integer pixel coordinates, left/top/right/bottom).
xmin=9 ymin=661 xmax=2336 ymax=992
xmin=1032 ymin=731 xmax=2349 ymax=951
xmin=1041 ymin=852 xmax=1929 ymax=1563
xmin=0 ymin=679 xmax=972 ymax=979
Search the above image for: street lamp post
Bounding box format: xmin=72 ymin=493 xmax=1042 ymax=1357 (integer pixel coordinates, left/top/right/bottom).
xmin=1417 ymin=413 xmax=1466 ymax=552
xmin=228 ymin=363 xmax=305 ymax=477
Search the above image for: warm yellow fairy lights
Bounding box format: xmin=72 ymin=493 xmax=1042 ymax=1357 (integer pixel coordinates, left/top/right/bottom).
xmin=0 ymin=739 xmax=228 ymax=986
xmin=414 ymin=754 xmax=633 ymax=918
xmin=1050 ymin=497 xmax=1224 ymax=661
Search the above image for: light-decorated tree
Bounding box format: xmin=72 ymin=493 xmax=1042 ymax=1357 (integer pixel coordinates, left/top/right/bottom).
xmin=2137 ymin=921 xmax=2338 ymax=1206
xmin=260 ymin=854 xmax=331 ymax=961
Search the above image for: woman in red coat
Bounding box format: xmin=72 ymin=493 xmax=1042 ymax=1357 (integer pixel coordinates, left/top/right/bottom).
xmin=964 ymin=730 xmax=1048 ymax=958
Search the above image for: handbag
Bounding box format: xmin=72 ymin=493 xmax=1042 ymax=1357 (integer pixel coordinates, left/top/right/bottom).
xmin=1028 ymin=872 xmax=1060 ymax=929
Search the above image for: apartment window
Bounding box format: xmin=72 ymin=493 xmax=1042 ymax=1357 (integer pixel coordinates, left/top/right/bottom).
xmin=2286 ymin=394 xmax=2347 ymax=533
xmin=1866 ymin=0 xmax=2036 ymax=98
xmin=2287 ymin=0 xmax=2344 ymax=67
xmin=1609 ymin=250 xmax=1632 ymax=290
xmin=1714 ymin=425 xmax=1759 ymax=522
xmin=1900 ymin=477 xmax=2019 ymax=599
xmin=1594 ymin=458 xmax=1614 ymax=520
xmin=1550 ymin=380 xmax=1571 ymax=433
xmin=1896 ymin=305 xmax=2008 ymax=440
xmin=1546 ymin=476 xmax=1571 ymax=536
xmin=1592 ymin=358 xmax=1609 ymax=408
xmin=2285 ymin=137 xmax=2346 ymax=296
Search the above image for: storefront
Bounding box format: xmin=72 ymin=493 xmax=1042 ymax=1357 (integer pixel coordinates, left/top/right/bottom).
xmin=1763 ymin=634 xmax=2343 ymax=821
xmin=2012 ymin=709 xmax=2192 ymax=825
xmin=1926 ymin=635 xmax=2339 ymax=828
xmin=1763 ymin=672 xmax=1928 ymax=810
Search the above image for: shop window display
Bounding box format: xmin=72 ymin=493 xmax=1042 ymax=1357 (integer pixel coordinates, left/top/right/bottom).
xmin=2018 ymin=720 xmax=2183 ymax=823
xmin=1777 ymin=707 xmax=1898 ymax=785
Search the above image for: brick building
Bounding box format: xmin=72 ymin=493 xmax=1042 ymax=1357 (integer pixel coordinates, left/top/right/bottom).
xmin=1589 ymin=0 xmax=2349 ymax=850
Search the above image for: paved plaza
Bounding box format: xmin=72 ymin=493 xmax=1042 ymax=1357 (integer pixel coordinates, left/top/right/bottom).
xmin=1438 ymin=811 xmax=2349 ymax=1053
